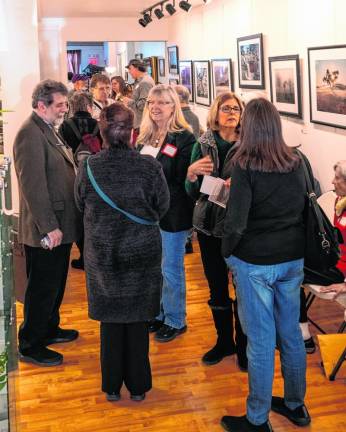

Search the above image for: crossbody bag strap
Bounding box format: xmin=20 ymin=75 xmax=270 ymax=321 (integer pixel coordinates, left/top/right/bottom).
xmin=86 ymin=158 xmax=158 ymax=226
xmin=297 ymin=151 xmax=330 ymax=249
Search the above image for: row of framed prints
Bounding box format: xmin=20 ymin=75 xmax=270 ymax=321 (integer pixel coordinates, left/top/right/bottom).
xmin=168 ymin=38 xmax=346 ymax=130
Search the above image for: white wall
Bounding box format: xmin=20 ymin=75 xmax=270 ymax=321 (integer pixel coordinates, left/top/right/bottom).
xmin=167 ymin=0 xmax=346 ymax=191
xmin=0 ymin=0 xmax=41 ymax=212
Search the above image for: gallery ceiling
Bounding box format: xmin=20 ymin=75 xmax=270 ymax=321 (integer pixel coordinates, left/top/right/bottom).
xmin=37 ymin=0 xmax=204 ymax=18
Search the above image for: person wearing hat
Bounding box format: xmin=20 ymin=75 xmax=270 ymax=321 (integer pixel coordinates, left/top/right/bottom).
xmin=122 ymin=59 xmax=155 ymax=135
xmin=71 ymin=74 xmax=89 ymax=92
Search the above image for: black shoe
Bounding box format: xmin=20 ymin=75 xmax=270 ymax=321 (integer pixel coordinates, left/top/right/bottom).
xmin=19 ymin=346 xmax=63 ymax=367
xmin=45 ymin=328 xmax=79 ymax=345
xmin=185 ymin=239 xmax=193 ymax=254
xmin=271 ymin=396 xmax=311 ymax=426
xmin=71 ymin=258 xmax=84 ymax=270
xmin=148 ymin=319 xmax=163 ymax=333
xmin=221 ymin=415 xmax=273 ymax=431
xmin=237 ymin=351 xmax=248 ymax=372
xmin=130 ymin=393 xmax=146 ymax=402
xmin=304 ymin=337 xmax=316 ymax=354
xmin=106 ymin=393 xmax=121 ymax=402
xmin=154 ymin=324 xmax=187 ymax=342
xmin=202 ymin=343 xmax=236 ymax=365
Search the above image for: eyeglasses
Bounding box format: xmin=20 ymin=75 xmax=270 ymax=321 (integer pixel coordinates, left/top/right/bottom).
xmin=219 ymin=105 xmax=241 ymax=114
xmin=147 ymin=100 xmax=172 ymax=107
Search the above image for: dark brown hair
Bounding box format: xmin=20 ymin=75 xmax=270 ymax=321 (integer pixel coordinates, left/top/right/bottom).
xmin=99 ymin=102 xmax=134 ymax=149
xmin=111 ymin=76 xmax=128 ymax=98
xmin=232 ymin=98 xmax=300 ymax=173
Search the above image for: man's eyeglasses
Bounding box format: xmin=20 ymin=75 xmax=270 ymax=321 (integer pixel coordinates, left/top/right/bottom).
xmin=219 ymin=105 xmax=241 ymax=114
xmin=147 ymin=100 xmax=172 ymax=107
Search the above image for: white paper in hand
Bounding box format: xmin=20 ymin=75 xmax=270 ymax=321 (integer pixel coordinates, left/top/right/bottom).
xmin=140 ymin=145 xmax=160 ymax=158
xmin=200 ymin=175 xmax=224 ymax=195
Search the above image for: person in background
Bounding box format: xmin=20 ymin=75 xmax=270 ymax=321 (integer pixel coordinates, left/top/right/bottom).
xmin=122 ymin=59 xmax=155 ymax=136
xmin=75 ymin=102 xmax=169 ymax=402
xmin=110 ymin=76 xmax=129 ymax=101
xmin=185 ymin=91 xmax=247 ymax=370
xmin=59 ymin=91 xmax=102 ymax=270
xmin=320 ymin=160 xmax=346 ymax=297
xmin=136 ymin=84 xmax=196 ymax=342
xmin=13 ymin=79 xmax=80 ymax=367
xmin=89 ymin=73 xmax=114 ymax=120
xmin=71 ymin=74 xmax=89 ymax=93
xmin=174 ymin=85 xmax=200 ymax=140
xmin=174 ymin=84 xmax=201 ymax=254
xmin=221 ymin=98 xmax=310 ymax=432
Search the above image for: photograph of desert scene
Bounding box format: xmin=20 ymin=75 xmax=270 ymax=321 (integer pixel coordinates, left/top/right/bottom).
xmin=315 ymin=59 xmax=346 ymax=115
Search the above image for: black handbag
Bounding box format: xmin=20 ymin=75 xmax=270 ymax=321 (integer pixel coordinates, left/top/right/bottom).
xmin=298 ymin=152 xmax=344 ymax=285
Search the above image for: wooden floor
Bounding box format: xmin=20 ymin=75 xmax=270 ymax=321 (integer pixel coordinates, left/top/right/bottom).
xmin=13 ymin=242 xmax=346 ymax=432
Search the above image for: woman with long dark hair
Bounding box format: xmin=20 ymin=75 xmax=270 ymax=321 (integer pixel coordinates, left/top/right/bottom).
xmin=110 ymin=76 xmax=128 ymax=101
xmin=220 ymin=98 xmax=311 ymax=432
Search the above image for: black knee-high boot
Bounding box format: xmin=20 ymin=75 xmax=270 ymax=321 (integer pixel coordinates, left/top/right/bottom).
xmin=202 ymin=303 xmax=237 ymax=365
xmin=234 ymin=299 xmax=248 ymax=371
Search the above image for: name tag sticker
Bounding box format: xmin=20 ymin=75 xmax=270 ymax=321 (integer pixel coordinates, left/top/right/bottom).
xmin=162 ymin=144 xmax=177 ymax=158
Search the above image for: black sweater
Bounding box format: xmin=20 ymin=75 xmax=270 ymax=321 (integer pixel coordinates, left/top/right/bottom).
xmin=221 ymin=162 xmax=306 ymax=264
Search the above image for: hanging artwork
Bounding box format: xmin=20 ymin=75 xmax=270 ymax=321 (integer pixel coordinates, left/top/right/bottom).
xmin=268 ymin=55 xmax=302 ymax=118
xmin=211 ymin=59 xmax=233 ymax=98
xmin=158 ymin=58 xmax=165 ymax=78
xmin=308 ymin=44 xmax=346 ymax=129
xmin=193 ymin=61 xmax=211 ymax=106
xmin=179 ymin=61 xmax=194 ymax=102
xmin=237 ymin=33 xmax=265 ymax=89
xmin=167 ymin=46 xmax=179 ymax=75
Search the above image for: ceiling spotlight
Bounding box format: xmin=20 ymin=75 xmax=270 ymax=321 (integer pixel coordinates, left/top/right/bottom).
xmin=179 ymin=1 xmax=191 ymax=12
xmin=154 ymin=4 xmax=164 ymax=19
xmin=165 ymin=1 xmax=176 ymax=15
xmin=138 ymin=18 xmax=147 ymax=27
xmin=143 ymin=11 xmax=152 ymax=24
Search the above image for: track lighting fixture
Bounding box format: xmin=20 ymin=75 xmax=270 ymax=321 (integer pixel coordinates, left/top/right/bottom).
xmin=143 ymin=12 xmax=153 ymax=24
xmin=138 ymin=18 xmax=147 ymax=27
xmin=165 ymin=1 xmax=176 ymax=15
xmin=179 ymin=0 xmax=191 ymax=12
xmin=154 ymin=4 xmax=165 ymax=19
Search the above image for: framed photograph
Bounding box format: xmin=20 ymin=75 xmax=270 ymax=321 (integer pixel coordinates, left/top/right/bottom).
xmin=179 ymin=60 xmax=194 ymax=102
xmin=158 ymin=58 xmax=165 ymax=77
xmin=169 ymin=78 xmax=179 ymax=86
xmin=193 ymin=60 xmax=211 ymax=106
xmin=211 ymin=59 xmax=233 ymax=98
xmin=268 ymin=55 xmax=302 ymax=118
xmin=135 ymin=53 xmax=143 ymax=60
xmin=308 ymin=44 xmax=346 ymax=129
xmin=167 ymin=46 xmax=179 ymax=75
xmin=237 ymin=33 xmax=265 ymax=89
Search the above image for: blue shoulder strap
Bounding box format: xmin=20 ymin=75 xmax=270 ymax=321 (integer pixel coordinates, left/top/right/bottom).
xmin=86 ymin=158 xmax=158 ymax=226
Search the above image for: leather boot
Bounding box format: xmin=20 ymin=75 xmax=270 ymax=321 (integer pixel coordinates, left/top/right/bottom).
xmin=234 ymin=298 xmax=248 ymax=371
xmin=202 ymin=303 xmax=236 ymax=365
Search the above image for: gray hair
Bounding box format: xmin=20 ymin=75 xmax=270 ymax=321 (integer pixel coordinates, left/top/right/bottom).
xmin=174 ymin=85 xmax=190 ymax=104
xmin=32 ymin=79 xmax=68 ymax=108
xmin=69 ymin=91 xmax=93 ymax=115
xmin=334 ymin=160 xmax=346 ymax=180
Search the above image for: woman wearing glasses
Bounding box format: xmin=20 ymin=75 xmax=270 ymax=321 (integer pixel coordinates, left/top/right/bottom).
xmin=137 ymin=84 xmax=196 ymax=342
xmin=185 ymin=92 xmax=247 ymax=370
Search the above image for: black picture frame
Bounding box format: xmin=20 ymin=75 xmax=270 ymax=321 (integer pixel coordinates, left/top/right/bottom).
xmin=193 ymin=60 xmax=211 ymax=107
xmin=237 ymin=33 xmax=265 ymax=89
xmin=268 ymin=54 xmax=302 ymax=119
xmin=179 ymin=60 xmax=194 ymax=102
xmin=308 ymin=44 xmax=346 ymax=129
xmin=167 ymin=45 xmax=179 ymax=75
xmin=158 ymin=58 xmax=165 ymax=77
xmin=211 ymin=58 xmax=233 ymax=99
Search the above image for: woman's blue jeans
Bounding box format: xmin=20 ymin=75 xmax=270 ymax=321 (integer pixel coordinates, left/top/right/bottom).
xmin=157 ymin=229 xmax=189 ymax=329
xmin=225 ymin=255 xmax=306 ymax=425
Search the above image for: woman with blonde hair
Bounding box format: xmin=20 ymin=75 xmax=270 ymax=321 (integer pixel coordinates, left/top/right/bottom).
xmin=185 ymin=91 xmax=247 ymax=369
xmin=137 ymin=84 xmax=197 ymax=342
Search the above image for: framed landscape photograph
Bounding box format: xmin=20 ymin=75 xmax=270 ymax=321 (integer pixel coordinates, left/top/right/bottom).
xmin=268 ymin=55 xmax=302 ymax=118
xmin=308 ymin=44 xmax=346 ymax=129
xmin=237 ymin=33 xmax=265 ymax=89
xmin=179 ymin=60 xmax=194 ymax=102
xmin=193 ymin=60 xmax=211 ymax=106
xmin=167 ymin=45 xmax=179 ymax=75
xmin=158 ymin=58 xmax=165 ymax=78
xmin=211 ymin=59 xmax=233 ymax=98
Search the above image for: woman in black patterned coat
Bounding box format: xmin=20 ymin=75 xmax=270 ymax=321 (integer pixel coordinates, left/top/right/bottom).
xmin=75 ymin=102 xmax=169 ymax=402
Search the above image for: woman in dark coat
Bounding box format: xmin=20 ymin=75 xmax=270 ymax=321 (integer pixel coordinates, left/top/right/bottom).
xmin=75 ymin=102 xmax=169 ymax=402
